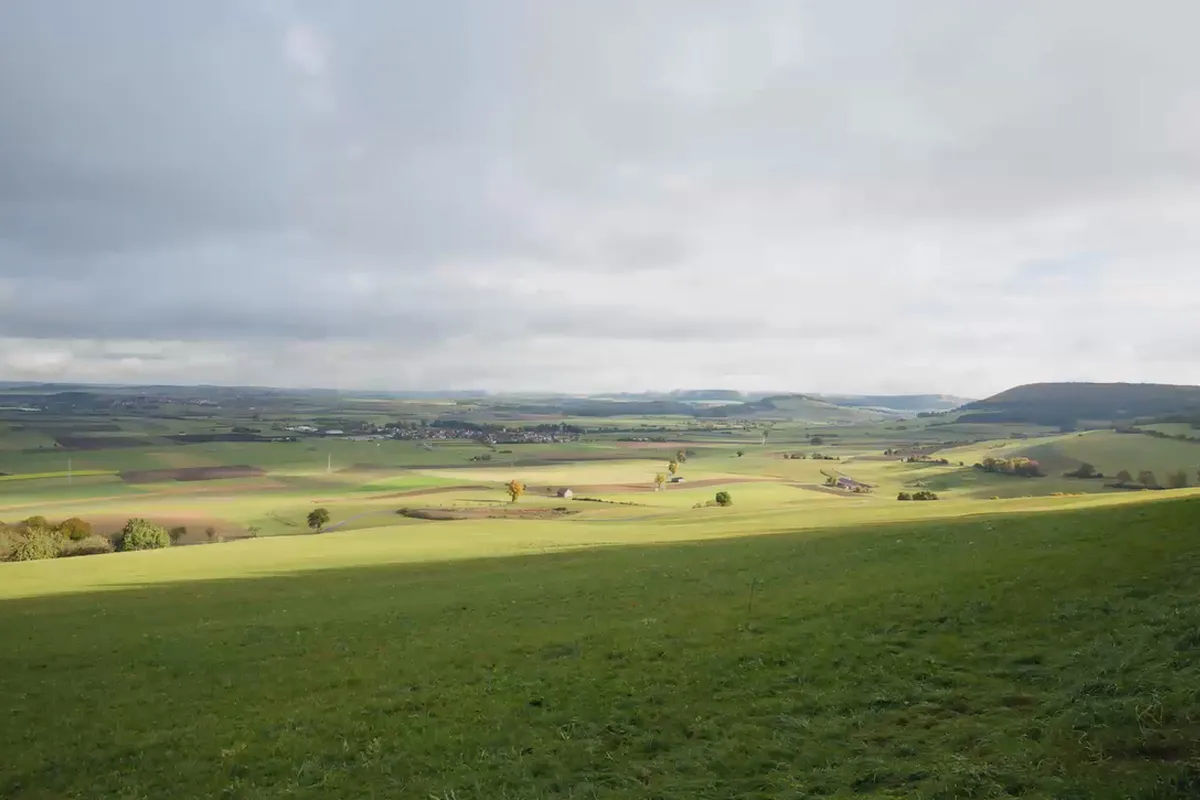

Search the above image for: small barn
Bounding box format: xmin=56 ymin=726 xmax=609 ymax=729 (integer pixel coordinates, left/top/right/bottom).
xmin=669 ymin=476 xmax=686 ymax=484
xmin=557 ymin=487 xmax=574 ymax=498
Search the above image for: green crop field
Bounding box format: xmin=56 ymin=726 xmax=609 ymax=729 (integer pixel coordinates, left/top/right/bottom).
xmin=2 ymin=497 xmax=1198 ymax=798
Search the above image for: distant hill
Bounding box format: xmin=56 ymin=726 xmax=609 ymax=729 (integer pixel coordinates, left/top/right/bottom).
xmin=815 ymin=394 xmax=973 ymax=414
xmin=695 ymin=394 xmax=890 ymax=423
xmin=959 ymin=382 xmax=1200 ymax=427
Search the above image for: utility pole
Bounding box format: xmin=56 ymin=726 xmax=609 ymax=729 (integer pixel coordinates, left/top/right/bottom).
xmin=68 ymin=457 xmax=72 ymax=486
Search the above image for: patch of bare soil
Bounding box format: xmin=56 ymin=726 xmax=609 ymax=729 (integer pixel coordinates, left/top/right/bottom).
xmin=790 ymin=483 xmax=868 ymax=497
xmin=577 ymin=476 xmax=771 ymax=493
xmin=397 ymin=506 xmax=579 ymax=521
xmin=119 ymin=465 xmax=267 ymax=483
xmin=81 ymin=513 xmax=249 ymax=544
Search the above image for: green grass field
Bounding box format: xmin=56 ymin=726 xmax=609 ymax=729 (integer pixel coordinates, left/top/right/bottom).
xmin=2 ymin=497 xmax=1198 ymax=798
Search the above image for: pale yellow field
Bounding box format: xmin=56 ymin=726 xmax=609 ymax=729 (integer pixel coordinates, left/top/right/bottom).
xmin=415 ymin=459 xmax=750 ymax=487
xmin=4 ymin=486 xmax=1194 ymax=600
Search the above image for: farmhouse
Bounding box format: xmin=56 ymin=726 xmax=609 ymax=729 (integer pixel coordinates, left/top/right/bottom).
xmin=557 ymin=488 xmax=574 ymax=498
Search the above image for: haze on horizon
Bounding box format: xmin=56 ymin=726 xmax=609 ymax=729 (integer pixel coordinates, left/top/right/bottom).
xmin=2 ymin=1 xmax=1199 ymax=397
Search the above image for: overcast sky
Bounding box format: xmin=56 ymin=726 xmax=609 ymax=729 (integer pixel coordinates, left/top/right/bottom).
xmin=2 ymin=1 xmax=1198 ymax=396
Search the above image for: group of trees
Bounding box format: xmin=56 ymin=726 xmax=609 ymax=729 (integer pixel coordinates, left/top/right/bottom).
xmin=1 ymin=515 xmax=183 ymax=562
xmin=975 ymin=457 xmax=1043 ymax=477
xmin=1110 ymin=469 xmax=1194 ymax=490
xmin=897 ymin=491 xmax=939 ymax=501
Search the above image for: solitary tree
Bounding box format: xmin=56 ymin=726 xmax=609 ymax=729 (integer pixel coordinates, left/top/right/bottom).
xmin=1166 ymin=469 xmax=1190 ymax=489
xmin=668 ymin=460 xmax=679 ymax=476
xmin=676 ymin=450 xmax=688 ymax=464
xmin=505 ymin=480 xmax=525 ymax=503
xmin=205 ymin=526 xmax=217 ymax=542
xmin=654 ymin=473 xmax=667 ymax=491
xmin=810 ymin=435 xmax=825 ymax=446
xmin=1137 ymin=470 xmax=1159 ymax=490
xmin=307 ymin=507 xmax=331 ymax=532
xmin=1115 ymin=469 xmax=1133 ymax=485
xmin=247 ymin=525 xmax=262 ymax=538
xmin=168 ymin=526 xmax=188 ymax=544
xmin=714 ymin=491 xmax=732 ymax=507
xmin=736 ymin=450 xmax=745 ymax=457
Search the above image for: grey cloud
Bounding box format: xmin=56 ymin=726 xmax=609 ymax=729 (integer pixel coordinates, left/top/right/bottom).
xmin=1 ymin=1 xmax=1199 ymax=391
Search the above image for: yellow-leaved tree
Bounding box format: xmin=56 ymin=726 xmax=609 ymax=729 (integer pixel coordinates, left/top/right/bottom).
xmin=506 ymin=479 xmax=526 ymax=502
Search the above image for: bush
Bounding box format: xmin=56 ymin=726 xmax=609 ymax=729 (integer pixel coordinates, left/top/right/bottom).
xmin=0 ymin=527 xmax=21 ymax=561
xmin=897 ymin=492 xmax=912 ymax=501
xmin=714 ymin=491 xmax=733 ymax=507
xmin=10 ymin=530 xmax=63 ymax=561
xmin=169 ymin=526 xmax=188 ymax=544
xmin=912 ymin=490 xmax=940 ymax=501
xmin=60 ymin=535 xmax=115 ymax=558
xmin=58 ymin=517 xmax=93 ymax=541
xmin=120 ymin=518 xmax=171 ymax=551
xmin=1166 ymin=469 xmax=1190 ymax=489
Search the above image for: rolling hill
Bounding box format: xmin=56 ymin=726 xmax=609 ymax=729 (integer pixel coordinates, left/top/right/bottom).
xmin=815 ymin=393 xmax=973 ymax=413
xmin=958 ymin=382 xmax=1200 ymax=426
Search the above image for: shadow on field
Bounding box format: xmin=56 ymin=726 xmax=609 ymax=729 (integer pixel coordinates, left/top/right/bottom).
xmin=1 ymin=499 xmax=1199 ymax=799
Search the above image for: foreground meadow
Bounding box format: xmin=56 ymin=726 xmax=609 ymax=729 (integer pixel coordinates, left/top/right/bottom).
xmin=2 ymin=496 xmax=1198 ymax=798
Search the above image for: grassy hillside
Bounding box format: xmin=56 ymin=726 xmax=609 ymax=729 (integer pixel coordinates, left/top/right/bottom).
xmin=1016 ymin=431 xmax=1200 ymax=478
xmin=3 ymin=497 xmax=1199 ymax=798
xmin=961 ymin=382 xmax=1200 ymax=426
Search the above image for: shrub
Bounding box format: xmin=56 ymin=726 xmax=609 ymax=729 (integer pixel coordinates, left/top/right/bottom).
xmin=58 ymin=517 xmax=94 ymax=541
xmin=120 ymin=518 xmax=170 ymax=551
xmin=205 ymin=526 xmax=217 ymax=542
xmin=10 ymin=530 xmax=63 ymax=561
xmin=714 ymin=491 xmax=733 ymax=507
xmin=0 ymin=527 xmax=21 ymax=561
xmin=912 ymin=490 xmax=940 ymax=501
xmin=897 ymin=492 xmax=912 ymax=501
xmin=60 ymin=535 xmax=115 ymax=557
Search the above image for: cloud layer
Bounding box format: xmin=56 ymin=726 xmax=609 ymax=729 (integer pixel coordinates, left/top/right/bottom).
xmin=2 ymin=0 xmax=1199 ymax=395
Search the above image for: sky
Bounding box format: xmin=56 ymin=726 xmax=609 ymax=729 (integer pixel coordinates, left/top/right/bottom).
xmin=2 ymin=0 xmax=1199 ymax=397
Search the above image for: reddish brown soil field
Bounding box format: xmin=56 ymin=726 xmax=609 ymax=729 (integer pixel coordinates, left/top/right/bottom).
xmin=119 ymin=465 xmax=267 ymax=483
xmin=398 ymin=507 xmax=578 ymax=521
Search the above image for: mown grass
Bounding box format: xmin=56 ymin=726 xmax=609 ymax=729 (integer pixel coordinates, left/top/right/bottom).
xmin=1 ymin=497 xmax=1198 ymax=798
